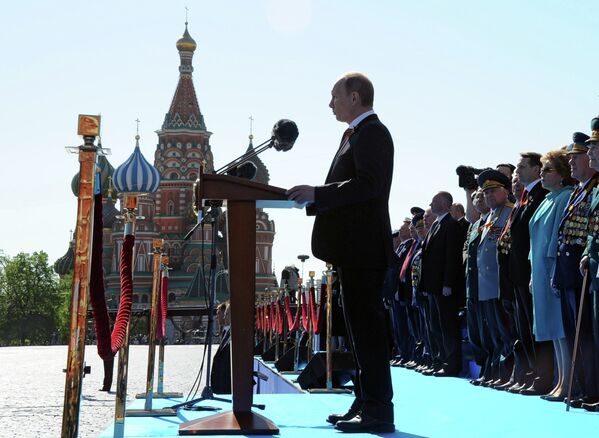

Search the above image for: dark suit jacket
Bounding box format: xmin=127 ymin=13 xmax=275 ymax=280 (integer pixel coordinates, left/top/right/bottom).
xmin=419 ymin=213 xmax=463 ymax=294
xmin=508 ymin=181 xmax=548 ymax=286
xmin=308 ymin=114 xmax=395 ymax=269
xmin=457 ymin=217 xmax=469 ymax=243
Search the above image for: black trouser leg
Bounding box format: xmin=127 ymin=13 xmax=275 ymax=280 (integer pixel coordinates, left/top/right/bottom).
xmin=426 ymin=294 xmax=444 ymax=369
xmin=560 ymin=288 xmax=598 ymax=398
xmin=467 ymin=297 xmax=487 ymax=372
xmin=429 ymin=293 xmax=461 ymax=372
xmin=513 ymin=284 xmax=536 ymax=372
xmin=338 ymin=266 xmax=394 ymax=420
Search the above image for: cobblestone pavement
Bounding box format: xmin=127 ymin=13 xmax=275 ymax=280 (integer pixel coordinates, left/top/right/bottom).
xmin=0 ymin=345 xmax=214 ymax=438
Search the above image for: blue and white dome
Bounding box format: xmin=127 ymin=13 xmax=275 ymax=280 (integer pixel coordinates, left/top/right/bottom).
xmin=113 ymin=135 xmax=160 ymax=194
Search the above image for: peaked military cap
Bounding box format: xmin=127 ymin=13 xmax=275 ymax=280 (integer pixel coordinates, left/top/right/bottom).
xmin=567 ymin=132 xmax=590 ymax=154
xmin=411 ymin=212 xmax=424 ymax=227
xmin=587 ymin=117 xmax=599 ymax=143
xmin=477 ymin=169 xmax=511 ymax=191
xmin=410 ymin=206 xmax=425 ymax=216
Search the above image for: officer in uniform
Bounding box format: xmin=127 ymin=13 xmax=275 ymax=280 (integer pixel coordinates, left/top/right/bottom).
xmin=475 ymin=170 xmax=514 ymax=387
xmin=579 ymin=119 xmax=599 ymax=411
xmin=399 ymin=208 xmax=425 ymax=369
xmin=389 ymin=220 xmax=414 ymax=365
xmin=553 ymin=132 xmax=599 ymax=407
xmin=464 ymin=188 xmax=492 ymax=385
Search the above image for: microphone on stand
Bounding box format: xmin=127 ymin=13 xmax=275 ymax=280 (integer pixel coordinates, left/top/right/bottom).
xmin=272 ymin=119 xmax=299 ymax=152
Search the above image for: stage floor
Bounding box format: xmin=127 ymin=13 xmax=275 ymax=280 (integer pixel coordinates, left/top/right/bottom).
xmin=99 ymin=363 xmax=598 ymax=437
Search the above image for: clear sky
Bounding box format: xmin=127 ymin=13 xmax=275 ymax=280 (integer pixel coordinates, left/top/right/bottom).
xmin=1 ymin=0 xmax=599 ymax=281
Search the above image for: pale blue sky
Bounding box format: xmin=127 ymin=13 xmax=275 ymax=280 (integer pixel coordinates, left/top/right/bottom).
xmin=1 ymin=0 xmax=598 ymax=279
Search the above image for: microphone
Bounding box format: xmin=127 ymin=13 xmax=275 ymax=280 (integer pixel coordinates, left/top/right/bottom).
xmin=226 ymin=161 xmax=257 ymax=180
xmin=272 ymin=119 xmax=299 ymax=152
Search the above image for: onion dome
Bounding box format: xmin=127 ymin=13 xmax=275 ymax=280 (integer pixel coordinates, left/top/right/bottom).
xmin=113 ymin=135 xmax=161 ymax=193
xmin=176 ymin=23 xmax=197 ymax=52
xmin=54 ymin=241 xmax=74 ymax=276
xmin=71 ymin=153 xmax=116 ymax=197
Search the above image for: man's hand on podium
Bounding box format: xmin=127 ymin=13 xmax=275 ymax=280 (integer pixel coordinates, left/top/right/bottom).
xmin=287 ymin=185 xmax=315 ymax=205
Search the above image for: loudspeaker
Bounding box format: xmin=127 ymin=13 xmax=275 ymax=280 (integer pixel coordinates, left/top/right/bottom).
xmin=297 ymin=352 xmax=355 ymax=390
xmin=261 ymin=341 xmax=285 ymax=362
xmin=274 ymin=346 xmax=309 ymax=371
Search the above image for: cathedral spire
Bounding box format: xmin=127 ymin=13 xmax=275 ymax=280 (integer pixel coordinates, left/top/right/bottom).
xmin=161 ymin=21 xmax=206 ymax=132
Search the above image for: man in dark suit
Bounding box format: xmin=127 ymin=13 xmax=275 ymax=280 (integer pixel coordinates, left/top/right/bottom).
xmin=288 ymin=72 xmax=395 ymax=433
xmin=505 ymin=152 xmax=551 ymax=395
xmin=419 ymin=191 xmax=465 ymax=376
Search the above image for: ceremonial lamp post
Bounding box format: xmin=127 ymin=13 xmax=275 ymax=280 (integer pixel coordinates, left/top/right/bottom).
xmin=110 ymin=129 xmax=173 ymax=419
xmin=61 ymin=114 xmax=104 ymax=438
xmin=113 ymin=193 xmax=141 ymax=438
xmin=324 ymin=265 xmax=334 ymax=389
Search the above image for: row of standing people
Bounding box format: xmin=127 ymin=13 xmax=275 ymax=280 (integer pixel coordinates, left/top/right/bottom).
xmin=388 ymin=119 xmax=599 ymax=412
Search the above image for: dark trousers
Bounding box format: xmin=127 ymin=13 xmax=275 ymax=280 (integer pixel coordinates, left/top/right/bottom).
xmin=466 ymin=297 xmax=488 ymax=374
xmin=560 ymin=288 xmax=598 ymax=398
xmin=428 ymin=292 xmax=462 ymax=372
xmin=419 ymin=297 xmax=435 ymax=367
xmin=481 ymin=299 xmax=512 ymax=381
xmin=591 ymin=290 xmax=599 ymax=377
xmin=339 ymin=266 xmax=394 ymax=420
xmin=391 ymin=298 xmax=412 ymax=359
xmin=404 ymin=303 xmax=418 ymax=361
xmin=514 ymin=284 xmax=555 ymax=387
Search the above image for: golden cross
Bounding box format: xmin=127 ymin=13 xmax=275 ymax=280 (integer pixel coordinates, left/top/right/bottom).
xmin=135 ymin=118 xmax=140 ymax=135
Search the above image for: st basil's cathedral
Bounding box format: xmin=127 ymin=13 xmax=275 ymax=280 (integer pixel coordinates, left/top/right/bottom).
xmin=54 ymin=23 xmax=278 ymax=306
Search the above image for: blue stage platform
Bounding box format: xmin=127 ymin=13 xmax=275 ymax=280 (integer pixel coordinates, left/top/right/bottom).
xmin=99 ymin=359 xmax=598 ymax=437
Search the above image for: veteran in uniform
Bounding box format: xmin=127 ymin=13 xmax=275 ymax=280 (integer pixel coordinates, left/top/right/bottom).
xmin=464 ymin=188 xmax=492 ymax=385
xmin=552 ymin=132 xmax=599 ymax=407
xmin=579 ymin=118 xmax=599 ymax=411
xmin=475 ymin=170 xmax=514 ymax=387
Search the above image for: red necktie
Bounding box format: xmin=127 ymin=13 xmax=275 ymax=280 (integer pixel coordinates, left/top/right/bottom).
xmin=399 ymin=241 xmax=417 ymax=282
xmin=519 ymin=188 xmax=529 ymax=206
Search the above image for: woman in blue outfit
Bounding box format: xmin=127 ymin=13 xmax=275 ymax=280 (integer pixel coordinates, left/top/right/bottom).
xmin=529 ymin=148 xmax=575 ymax=400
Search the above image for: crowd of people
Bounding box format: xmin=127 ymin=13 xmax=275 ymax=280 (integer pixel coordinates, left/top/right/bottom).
xmin=386 ymin=119 xmax=599 ymax=413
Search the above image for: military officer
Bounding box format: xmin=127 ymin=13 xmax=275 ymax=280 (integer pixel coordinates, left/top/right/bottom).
xmin=579 ymin=119 xmax=599 ymax=411
xmin=475 ymin=170 xmax=514 ymax=387
xmin=553 ymin=132 xmax=599 ymax=407
xmin=464 ymin=188 xmax=492 ymax=385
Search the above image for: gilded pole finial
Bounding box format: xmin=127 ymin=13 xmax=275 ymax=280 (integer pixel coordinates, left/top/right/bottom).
xmin=249 ymin=115 xmax=254 ymax=142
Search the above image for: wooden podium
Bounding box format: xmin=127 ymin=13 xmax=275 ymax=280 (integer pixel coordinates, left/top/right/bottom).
xmin=179 ymin=170 xmax=290 ymax=435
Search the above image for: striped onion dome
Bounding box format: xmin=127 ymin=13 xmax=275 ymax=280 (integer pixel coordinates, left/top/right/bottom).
xmin=113 ymin=135 xmax=160 ymax=194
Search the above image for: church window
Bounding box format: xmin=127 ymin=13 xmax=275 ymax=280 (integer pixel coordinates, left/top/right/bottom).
xmin=167 ymin=200 xmax=175 ymax=215
xmin=170 ymin=172 xmax=178 ymax=180
xmin=141 ymin=295 xmax=149 ymax=304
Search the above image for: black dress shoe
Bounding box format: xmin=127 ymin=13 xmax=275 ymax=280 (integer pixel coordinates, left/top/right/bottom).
xmin=327 ymin=408 xmax=360 ymax=425
xmin=494 ymin=379 xmax=515 ymax=391
xmin=541 ymin=394 xmax=566 ymax=402
xmin=335 ymin=414 xmax=395 ymax=433
xmin=433 ymin=368 xmax=459 ymax=377
xmin=582 ymin=401 xmax=599 ymax=412
xmin=507 ymin=382 xmax=527 ymax=393
xmin=567 ymin=397 xmax=599 ymax=409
